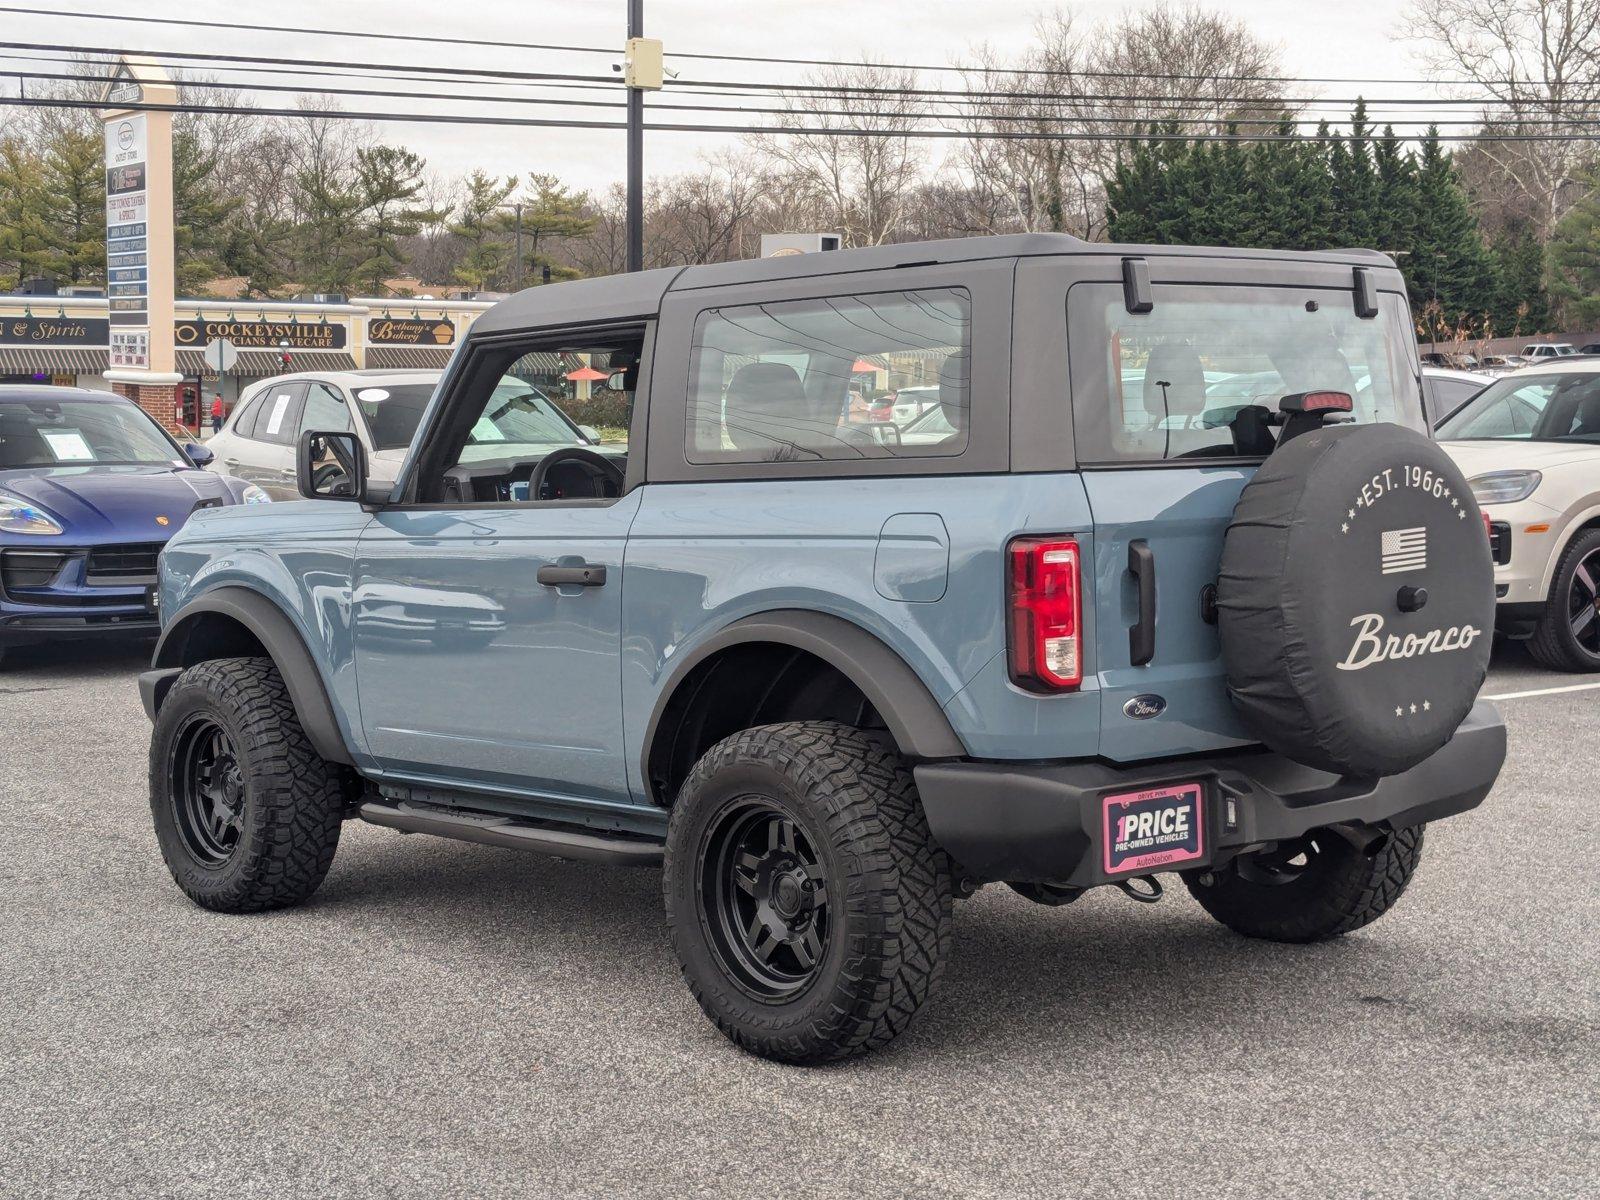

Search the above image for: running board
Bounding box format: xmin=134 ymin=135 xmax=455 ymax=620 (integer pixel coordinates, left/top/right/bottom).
xmin=358 ymin=800 xmax=664 ymax=867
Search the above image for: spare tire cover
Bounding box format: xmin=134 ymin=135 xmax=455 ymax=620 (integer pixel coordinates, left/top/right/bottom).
xmin=1218 ymin=422 xmax=1493 ymax=778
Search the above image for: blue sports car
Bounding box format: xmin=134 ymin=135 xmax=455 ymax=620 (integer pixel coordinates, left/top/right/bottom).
xmin=0 ymin=385 xmax=268 ymax=662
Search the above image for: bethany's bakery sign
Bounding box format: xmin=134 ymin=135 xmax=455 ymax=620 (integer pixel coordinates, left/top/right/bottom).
xmin=368 ymin=316 xmax=455 ymax=346
xmin=1 ymin=315 xmax=110 ymax=346
xmin=174 ymin=319 xmax=347 ymax=350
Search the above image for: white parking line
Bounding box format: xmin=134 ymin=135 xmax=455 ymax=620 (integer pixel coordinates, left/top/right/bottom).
xmin=1484 ymin=680 xmax=1600 ymax=702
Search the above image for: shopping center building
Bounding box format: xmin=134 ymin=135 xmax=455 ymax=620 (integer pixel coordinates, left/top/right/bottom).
xmin=0 ymin=292 xmax=494 ymax=433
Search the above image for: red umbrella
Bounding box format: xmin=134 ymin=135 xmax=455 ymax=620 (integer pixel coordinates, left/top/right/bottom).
xmin=565 ymin=366 xmax=608 ymax=381
xmin=850 ymin=359 xmax=880 ymax=373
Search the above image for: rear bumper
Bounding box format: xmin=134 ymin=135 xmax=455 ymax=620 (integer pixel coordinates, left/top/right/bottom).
xmin=915 ymin=698 xmax=1506 ymax=887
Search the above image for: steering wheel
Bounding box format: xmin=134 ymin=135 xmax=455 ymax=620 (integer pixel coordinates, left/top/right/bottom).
xmin=528 ymin=446 xmax=624 ymax=500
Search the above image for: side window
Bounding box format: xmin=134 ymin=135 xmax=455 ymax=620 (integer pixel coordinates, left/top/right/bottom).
xmin=685 ymin=288 xmax=971 ymax=464
xmin=230 ymin=393 xmax=265 ymax=439
xmin=298 ymin=382 xmax=353 ymax=437
xmin=417 ymin=333 xmax=642 ymax=505
xmin=251 ymin=383 xmax=307 ymax=446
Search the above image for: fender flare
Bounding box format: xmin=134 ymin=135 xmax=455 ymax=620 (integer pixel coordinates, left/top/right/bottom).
xmin=152 ymin=586 xmax=355 ymax=766
xmin=641 ymin=609 xmax=967 ymax=788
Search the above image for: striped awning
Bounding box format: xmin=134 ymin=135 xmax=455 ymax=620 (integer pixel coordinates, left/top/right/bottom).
xmin=176 ymin=349 xmax=359 ymax=378
xmin=0 ymin=347 xmax=109 ymax=374
xmin=365 ymin=345 xmax=456 ymax=370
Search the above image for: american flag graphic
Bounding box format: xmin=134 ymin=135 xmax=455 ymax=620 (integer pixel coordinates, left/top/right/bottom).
xmin=1381 ymin=527 xmax=1428 ymax=574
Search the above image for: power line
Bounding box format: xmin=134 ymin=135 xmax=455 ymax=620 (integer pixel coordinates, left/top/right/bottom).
xmin=11 ymin=93 xmax=1600 ymax=143
xmin=0 ymin=38 xmax=616 ymax=85
xmin=4 ymin=35 xmax=1597 ymax=112
xmin=0 ymin=5 xmax=614 ymax=57
xmin=3 ymin=2 xmax=1553 ymax=92
xmin=26 ymin=64 xmax=1600 ymax=129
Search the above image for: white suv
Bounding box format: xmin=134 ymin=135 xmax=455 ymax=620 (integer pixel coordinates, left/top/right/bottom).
xmin=1438 ymin=359 xmax=1600 ymax=670
xmin=1521 ymin=343 xmax=1576 ymax=360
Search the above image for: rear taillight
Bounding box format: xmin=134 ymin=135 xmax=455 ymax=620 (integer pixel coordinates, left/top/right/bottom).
xmin=1482 ymin=510 xmax=1493 ymax=541
xmin=1007 ymin=536 xmax=1082 ymax=692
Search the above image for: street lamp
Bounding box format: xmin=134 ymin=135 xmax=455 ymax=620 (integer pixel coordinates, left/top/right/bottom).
xmin=496 ymin=202 xmax=526 ymax=291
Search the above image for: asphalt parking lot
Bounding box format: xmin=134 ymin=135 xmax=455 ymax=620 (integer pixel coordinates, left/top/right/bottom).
xmin=2 ymin=641 xmax=1595 ymax=1199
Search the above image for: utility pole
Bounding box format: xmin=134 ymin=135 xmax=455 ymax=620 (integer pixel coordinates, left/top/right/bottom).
xmin=621 ymin=6 xmax=663 ymax=273
xmin=513 ymin=202 xmax=525 ymax=291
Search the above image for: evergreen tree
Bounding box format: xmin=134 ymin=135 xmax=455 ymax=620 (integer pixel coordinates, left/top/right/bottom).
xmin=449 ymin=171 xmax=517 ymax=289
xmin=502 ymin=172 xmax=596 ymax=283
xmin=1547 ymin=174 xmax=1600 ymax=326
xmin=1369 ymin=125 xmax=1418 ymax=257
xmin=350 ymin=147 xmax=440 ymax=294
xmin=1490 ymin=223 xmax=1552 ymax=335
xmin=172 ymin=129 xmax=241 ymax=293
xmin=1246 ymin=118 xmax=1334 ymax=249
xmin=1409 ymin=129 xmax=1497 ymax=330
xmin=0 ymin=137 xmax=52 ymax=288
xmin=295 ymin=156 xmax=366 ymax=294
xmin=1324 ymin=102 xmax=1379 ymax=249
xmin=39 ymin=124 xmax=103 ymax=284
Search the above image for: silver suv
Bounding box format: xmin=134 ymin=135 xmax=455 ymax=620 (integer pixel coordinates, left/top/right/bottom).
xmin=208 ymin=370 xmax=442 ymax=499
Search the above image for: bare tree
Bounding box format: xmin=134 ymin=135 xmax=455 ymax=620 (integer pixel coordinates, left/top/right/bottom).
xmin=1405 ymin=0 xmax=1600 ymax=238
xmin=650 ymin=152 xmax=765 ymax=264
xmin=952 ymin=5 xmax=1289 ymax=241
xmin=750 ymin=62 xmax=927 ymax=246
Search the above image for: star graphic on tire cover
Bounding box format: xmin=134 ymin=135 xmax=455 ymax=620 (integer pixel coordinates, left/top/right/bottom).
xmin=1395 ymin=705 xmax=1404 ymax=717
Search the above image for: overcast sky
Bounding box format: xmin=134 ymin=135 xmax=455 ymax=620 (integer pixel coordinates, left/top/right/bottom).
xmin=4 ymin=1 xmax=1451 ymax=193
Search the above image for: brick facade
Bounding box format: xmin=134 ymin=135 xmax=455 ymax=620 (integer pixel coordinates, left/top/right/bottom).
xmin=111 ymin=381 xmax=184 ymax=438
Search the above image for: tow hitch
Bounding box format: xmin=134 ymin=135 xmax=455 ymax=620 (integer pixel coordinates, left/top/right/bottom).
xmin=1116 ymin=875 xmax=1164 ymax=904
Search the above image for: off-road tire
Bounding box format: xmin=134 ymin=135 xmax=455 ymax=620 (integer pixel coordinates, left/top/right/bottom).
xmin=150 ymin=656 xmax=344 ymax=913
xmin=1528 ymin=529 xmax=1600 ymax=672
xmin=663 ymin=721 xmax=954 ymax=1064
xmin=1183 ymin=825 xmax=1425 ymax=944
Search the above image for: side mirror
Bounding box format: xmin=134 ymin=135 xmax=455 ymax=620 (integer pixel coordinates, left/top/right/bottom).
xmin=606 ymin=369 xmax=629 ymax=391
xmin=578 ymin=424 xmax=600 ymax=443
xmin=182 ymin=442 xmax=215 ymax=468
xmin=297 ymin=430 xmax=367 ymax=501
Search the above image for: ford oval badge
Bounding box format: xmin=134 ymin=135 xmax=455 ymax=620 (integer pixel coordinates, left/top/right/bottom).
xmin=1123 ymin=694 xmax=1167 ymax=720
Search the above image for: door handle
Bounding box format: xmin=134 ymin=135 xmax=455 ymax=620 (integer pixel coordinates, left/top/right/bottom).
xmin=1128 ymin=540 xmax=1156 ymax=666
xmin=537 ymin=563 xmax=607 ymax=587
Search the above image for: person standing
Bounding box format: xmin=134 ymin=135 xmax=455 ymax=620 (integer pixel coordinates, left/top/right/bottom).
xmin=209 ymin=393 xmax=224 ymax=435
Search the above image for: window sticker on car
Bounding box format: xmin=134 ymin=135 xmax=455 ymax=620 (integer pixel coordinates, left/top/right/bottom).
xmin=355 ymin=388 xmax=390 ymax=403
xmin=40 ymin=428 xmax=96 ymax=461
xmin=264 ymin=393 xmax=292 ymax=436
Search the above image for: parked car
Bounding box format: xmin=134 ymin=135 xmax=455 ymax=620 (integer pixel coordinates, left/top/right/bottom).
xmin=1422 ymin=365 xmax=1493 ymax=427
xmin=209 ymin=369 xmax=607 ymax=500
xmin=1579 ymin=343 xmax=1600 ymax=355
xmin=1421 ymin=351 xmax=1482 ymax=371
xmin=1521 ymin=343 xmax=1577 ymax=359
xmin=1477 ymin=354 xmax=1527 ymax=374
xmin=0 ymin=385 xmax=266 ymax=664
xmin=141 ymin=235 xmax=1504 ymax=1063
xmin=1438 ymin=358 xmax=1600 ymax=670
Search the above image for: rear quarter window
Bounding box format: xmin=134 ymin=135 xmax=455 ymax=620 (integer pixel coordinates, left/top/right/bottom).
xmin=1067 ymin=284 xmax=1424 ymax=464
xmin=685 ymin=287 xmax=970 ymax=465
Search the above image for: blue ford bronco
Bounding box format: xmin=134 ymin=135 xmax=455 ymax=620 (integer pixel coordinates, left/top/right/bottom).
xmin=141 ymin=234 xmax=1506 ymax=1062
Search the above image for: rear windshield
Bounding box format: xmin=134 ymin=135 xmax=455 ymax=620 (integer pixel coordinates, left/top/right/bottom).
xmin=1068 ymin=284 xmax=1425 ymax=463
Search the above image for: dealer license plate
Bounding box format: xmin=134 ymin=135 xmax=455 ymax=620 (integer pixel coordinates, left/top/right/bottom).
xmin=1102 ymin=783 xmax=1205 ymax=875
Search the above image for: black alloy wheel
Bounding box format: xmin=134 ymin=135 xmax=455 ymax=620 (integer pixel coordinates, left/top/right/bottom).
xmin=662 ymin=721 xmax=953 ymax=1062
xmin=1530 ymin=529 xmax=1600 ymax=672
xmin=1565 ymin=547 xmax=1600 ymax=656
xmin=170 ymin=714 xmax=246 ymax=867
xmin=699 ymin=799 xmax=829 ymax=1001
